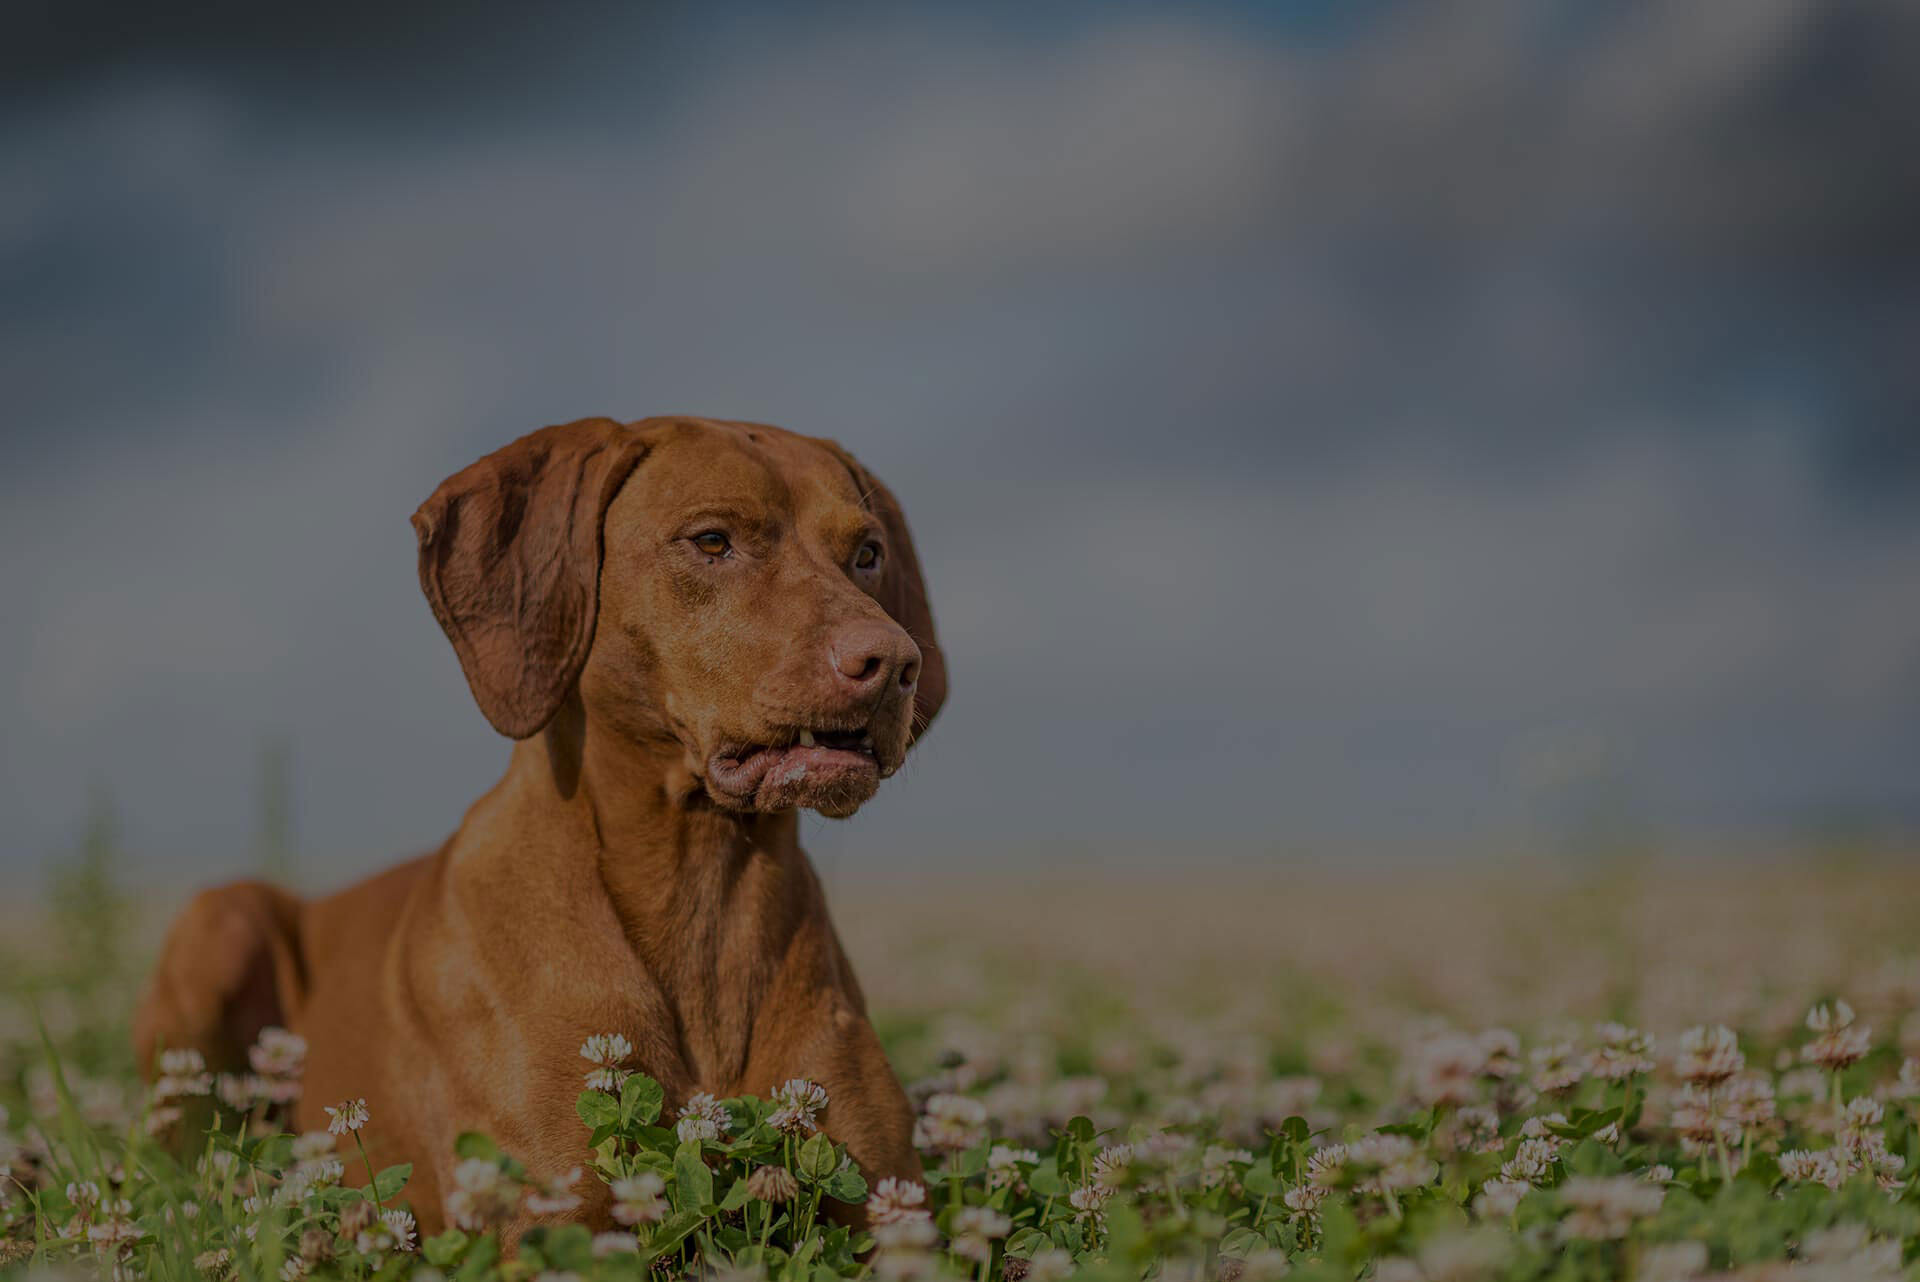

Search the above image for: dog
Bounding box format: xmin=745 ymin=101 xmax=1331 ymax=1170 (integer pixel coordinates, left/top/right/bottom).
xmin=133 ymin=415 xmax=946 ymax=1234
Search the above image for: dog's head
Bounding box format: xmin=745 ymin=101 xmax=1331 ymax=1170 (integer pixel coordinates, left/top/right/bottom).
xmin=412 ymin=416 xmax=945 ymax=817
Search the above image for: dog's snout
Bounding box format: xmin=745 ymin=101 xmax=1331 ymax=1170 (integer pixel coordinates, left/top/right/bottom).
xmin=829 ymin=620 xmax=920 ymax=698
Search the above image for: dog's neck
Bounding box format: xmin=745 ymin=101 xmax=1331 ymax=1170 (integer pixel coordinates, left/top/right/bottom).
xmin=460 ymin=699 xmax=824 ymax=1089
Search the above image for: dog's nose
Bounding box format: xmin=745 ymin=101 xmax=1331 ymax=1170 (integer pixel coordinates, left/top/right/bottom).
xmin=829 ymin=620 xmax=920 ymax=699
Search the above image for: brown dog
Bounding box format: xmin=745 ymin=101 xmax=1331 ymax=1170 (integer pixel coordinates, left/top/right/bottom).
xmin=133 ymin=416 xmax=946 ymax=1233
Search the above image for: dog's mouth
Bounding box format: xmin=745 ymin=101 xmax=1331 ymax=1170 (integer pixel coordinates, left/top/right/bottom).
xmin=705 ymin=724 xmax=889 ymax=815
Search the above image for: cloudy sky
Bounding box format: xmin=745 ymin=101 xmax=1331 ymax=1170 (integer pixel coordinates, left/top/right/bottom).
xmin=5 ymin=0 xmax=1918 ymax=890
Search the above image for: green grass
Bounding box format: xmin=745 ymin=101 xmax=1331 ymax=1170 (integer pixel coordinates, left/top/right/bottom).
xmin=7 ymin=847 xmax=1920 ymax=1280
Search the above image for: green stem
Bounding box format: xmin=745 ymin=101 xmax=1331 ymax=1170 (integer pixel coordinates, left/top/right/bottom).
xmin=352 ymin=1131 xmax=383 ymax=1211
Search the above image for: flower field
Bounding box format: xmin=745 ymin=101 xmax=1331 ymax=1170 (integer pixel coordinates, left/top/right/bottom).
xmin=6 ymin=853 xmax=1920 ymax=1281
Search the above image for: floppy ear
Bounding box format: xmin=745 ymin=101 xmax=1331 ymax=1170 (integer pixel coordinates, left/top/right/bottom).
xmin=412 ymin=417 xmax=647 ymax=739
xmin=819 ymin=442 xmax=947 ymax=741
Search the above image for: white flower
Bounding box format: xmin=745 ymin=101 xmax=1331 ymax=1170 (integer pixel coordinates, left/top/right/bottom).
xmin=579 ymin=1033 xmax=634 ymax=1091
xmin=445 ymin=1159 xmax=518 ymax=1231
xmin=1090 ymin=1142 xmax=1134 ymax=1190
xmin=675 ymin=1092 xmax=731 ymax=1143
xmin=954 ymin=1206 xmax=1010 ymax=1239
xmin=1674 ymin=1026 xmax=1743 ymax=1086
xmin=1638 ymin=1241 xmax=1708 ymax=1282
xmin=1529 ymin=1041 xmax=1584 ymax=1093
xmin=867 ymin=1177 xmax=930 ymax=1226
xmin=1026 ymin=1249 xmax=1076 ymax=1282
xmin=154 ymin=1048 xmax=213 ymax=1100
xmin=290 ymin=1132 xmax=335 ymax=1162
xmin=1306 ymin=1143 xmax=1349 ymax=1188
xmin=912 ymin=1092 xmax=987 ymax=1153
xmin=986 ymin=1144 xmax=1039 ymax=1189
xmin=249 ymin=1028 xmax=308 ymax=1078
xmin=768 ymin=1078 xmax=830 ymax=1134
xmin=872 ymin=1214 xmax=939 ymax=1252
xmin=1587 ymin=1024 xmax=1655 ymax=1080
xmin=1804 ymin=1001 xmax=1873 ymax=1071
xmin=1201 ymin=1145 xmax=1254 ymax=1188
xmin=1501 ymin=1137 xmax=1558 ymax=1185
xmin=363 ymin=1207 xmax=417 ymax=1254
xmin=1778 ymin=1149 xmax=1843 ymax=1189
xmin=610 ymin=1172 xmax=667 ymax=1226
xmin=1473 ymin=1177 xmax=1529 ymax=1219
xmin=525 ymin=1167 xmax=583 ymax=1215
xmin=951 ymin=1205 xmax=1011 ymax=1262
xmin=591 ymin=1233 xmax=640 ymax=1258
xmin=1068 ymin=1183 xmax=1111 ymax=1219
xmin=1558 ymin=1175 xmax=1663 ymax=1240
xmin=324 ymin=1098 xmax=369 ymax=1134
xmin=1347 ymin=1133 xmax=1436 ymax=1193
xmin=1282 ymin=1183 xmax=1327 ymax=1218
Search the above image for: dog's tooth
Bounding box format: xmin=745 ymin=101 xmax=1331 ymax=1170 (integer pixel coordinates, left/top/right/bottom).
xmin=797 ymin=729 xmax=815 ymax=747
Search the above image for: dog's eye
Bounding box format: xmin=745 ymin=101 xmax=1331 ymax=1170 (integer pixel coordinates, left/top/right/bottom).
xmin=853 ymin=542 xmax=882 ymax=571
xmin=692 ymin=531 xmax=731 ymax=558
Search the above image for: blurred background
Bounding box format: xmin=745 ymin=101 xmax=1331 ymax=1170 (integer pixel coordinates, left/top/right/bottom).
xmin=4 ymin=0 xmax=1918 ymax=897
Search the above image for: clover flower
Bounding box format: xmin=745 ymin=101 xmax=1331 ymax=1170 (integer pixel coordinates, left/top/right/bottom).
xmin=769 ymin=1078 xmax=830 ymax=1134
xmin=1587 ymin=1024 xmax=1656 ymax=1080
xmin=1025 ymin=1248 xmax=1077 ymax=1282
xmin=1639 ymin=1241 xmax=1708 ymax=1282
xmin=1779 ymin=1148 xmax=1843 ymax=1189
xmin=1201 ymin=1145 xmax=1254 ymax=1189
xmin=579 ymin=1033 xmax=634 ymax=1092
xmin=324 ymin=1098 xmax=369 ymax=1135
xmin=445 ymin=1159 xmax=518 ymax=1231
xmin=1675 ymin=1025 xmax=1744 ymax=1086
xmin=675 ymin=1092 xmax=731 ymax=1144
xmin=1282 ymin=1183 xmax=1328 ymax=1218
xmin=1804 ymin=1001 xmax=1872 ymax=1072
xmin=249 ymin=1028 xmax=307 ymax=1079
xmin=1477 ymin=1029 xmax=1522 ymax=1080
xmin=742 ymin=1163 xmax=797 ymax=1204
xmin=951 ymin=1206 xmax=1012 ymax=1263
xmin=362 ymin=1205 xmax=420 ymax=1258
xmin=1068 ymin=1182 xmax=1111 ymax=1222
xmin=290 ymin=1131 xmax=335 ymax=1162
xmin=987 ymin=1144 xmax=1040 ymax=1189
xmin=867 ymin=1176 xmax=930 ymax=1226
xmin=1306 ymin=1143 xmax=1349 ymax=1188
xmin=609 ymin=1172 xmax=667 ymax=1226
xmin=1472 ymin=1177 xmax=1529 ymax=1220
xmin=1090 ymin=1142 xmax=1135 ymax=1191
xmin=1528 ymin=1041 xmax=1584 ymax=1094
xmin=591 ymin=1233 xmax=640 ymax=1258
xmin=153 ymin=1048 xmax=213 ymax=1100
xmin=1722 ymin=1074 xmax=1776 ymax=1129
xmin=872 ymin=1213 xmax=939 ymax=1252
xmin=1348 ymin=1133 xmax=1436 ymax=1193
xmin=1500 ymin=1137 xmax=1558 ymax=1185
xmin=1669 ymin=1084 xmax=1740 ymax=1154
xmin=1408 ymin=1034 xmax=1483 ymax=1107
xmin=913 ymin=1092 xmax=987 ymax=1153
xmin=525 ymin=1167 xmax=583 ymax=1215
xmin=1557 ymin=1175 xmax=1663 ymax=1240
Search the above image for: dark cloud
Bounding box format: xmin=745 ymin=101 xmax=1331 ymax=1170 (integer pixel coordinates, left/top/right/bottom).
xmin=3 ymin=1 xmax=1917 ymax=887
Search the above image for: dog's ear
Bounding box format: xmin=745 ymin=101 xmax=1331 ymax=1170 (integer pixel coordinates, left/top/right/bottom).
xmin=412 ymin=417 xmax=647 ymax=739
xmin=820 ymin=442 xmax=947 ymax=742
